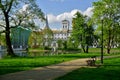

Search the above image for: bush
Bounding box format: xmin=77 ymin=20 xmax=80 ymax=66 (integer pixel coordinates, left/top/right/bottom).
xmin=44 ymin=46 xmax=52 ymax=50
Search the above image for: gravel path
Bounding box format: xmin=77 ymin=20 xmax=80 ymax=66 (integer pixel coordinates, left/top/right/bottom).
xmin=0 ymin=55 xmax=120 ymax=80
xmin=0 ymin=58 xmax=89 ymax=80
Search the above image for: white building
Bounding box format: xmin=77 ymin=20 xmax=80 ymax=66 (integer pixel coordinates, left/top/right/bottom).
xmin=41 ymin=17 xmax=72 ymax=48
xmin=52 ymin=20 xmax=71 ymax=40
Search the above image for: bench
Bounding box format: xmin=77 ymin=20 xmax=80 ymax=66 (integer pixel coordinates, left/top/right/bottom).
xmin=86 ymin=56 xmax=96 ymax=66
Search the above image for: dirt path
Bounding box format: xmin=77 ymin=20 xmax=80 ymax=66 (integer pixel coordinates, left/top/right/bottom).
xmin=0 ymin=55 xmax=120 ymax=80
xmin=0 ymin=58 xmax=88 ymax=80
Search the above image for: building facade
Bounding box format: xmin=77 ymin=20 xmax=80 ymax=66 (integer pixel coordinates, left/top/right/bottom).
xmin=53 ymin=20 xmax=71 ymax=40
xmin=40 ymin=17 xmax=72 ymax=48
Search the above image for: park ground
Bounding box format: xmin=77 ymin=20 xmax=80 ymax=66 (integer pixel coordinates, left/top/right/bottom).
xmin=55 ymin=57 xmax=120 ymax=80
xmin=0 ymin=48 xmax=120 ymax=80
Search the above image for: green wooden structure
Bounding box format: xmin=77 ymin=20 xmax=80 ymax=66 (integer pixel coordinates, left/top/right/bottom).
xmin=11 ymin=26 xmax=31 ymax=50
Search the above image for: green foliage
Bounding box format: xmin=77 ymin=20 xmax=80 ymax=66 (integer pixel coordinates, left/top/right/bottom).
xmin=0 ymin=34 xmax=6 ymax=45
xmin=67 ymin=37 xmax=78 ymax=49
xmin=92 ymin=0 xmax=120 ymax=53
xmin=42 ymin=26 xmax=53 ymax=48
xmin=72 ymin=12 xmax=94 ymax=53
xmin=57 ymin=39 xmax=63 ymax=49
xmin=29 ymin=31 xmax=43 ymax=48
xmin=62 ymin=41 xmax=67 ymax=49
xmin=0 ymin=0 xmax=45 ymax=56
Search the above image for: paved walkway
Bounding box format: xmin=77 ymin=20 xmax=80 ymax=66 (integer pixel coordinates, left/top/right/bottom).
xmin=0 ymin=55 xmax=120 ymax=80
xmin=0 ymin=58 xmax=89 ymax=80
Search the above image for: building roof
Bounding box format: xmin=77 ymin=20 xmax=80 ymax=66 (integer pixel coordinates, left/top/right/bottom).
xmin=42 ymin=15 xmax=53 ymax=35
xmin=44 ymin=16 xmax=50 ymax=29
xmin=62 ymin=19 xmax=69 ymax=22
xmin=52 ymin=29 xmax=72 ymax=34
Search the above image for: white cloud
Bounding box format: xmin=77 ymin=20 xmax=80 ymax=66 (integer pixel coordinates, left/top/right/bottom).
xmin=41 ymin=7 xmax=93 ymax=29
xmin=47 ymin=14 xmax=57 ymax=23
xmin=19 ymin=4 xmax=30 ymax=13
xmin=83 ymin=7 xmax=93 ymax=17
xmin=47 ymin=9 xmax=82 ymax=24
xmin=70 ymin=9 xmax=82 ymax=16
xmin=47 ymin=7 xmax=93 ymax=24
xmin=22 ymin=4 xmax=29 ymax=11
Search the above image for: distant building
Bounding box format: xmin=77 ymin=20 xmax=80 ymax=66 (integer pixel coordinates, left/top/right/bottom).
xmin=53 ymin=20 xmax=71 ymax=40
xmin=41 ymin=16 xmax=53 ymax=47
xmin=40 ymin=16 xmax=72 ymax=48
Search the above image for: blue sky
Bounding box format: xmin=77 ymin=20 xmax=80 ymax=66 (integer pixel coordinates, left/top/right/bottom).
xmin=36 ymin=0 xmax=98 ymax=29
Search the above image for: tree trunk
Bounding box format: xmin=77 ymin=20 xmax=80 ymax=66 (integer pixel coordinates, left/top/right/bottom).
xmin=107 ymin=29 xmax=111 ymax=54
xmin=81 ymin=45 xmax=86 ymax=53
xmin=4 ymin=13 xmax=16 ymax=57
xmin=107 ymin=41 xmax=111 ymax=54
xmin=85 ymin=45 xmax=89 ymax=53
xmin=107 ymin=48 xmax=110 ymax=54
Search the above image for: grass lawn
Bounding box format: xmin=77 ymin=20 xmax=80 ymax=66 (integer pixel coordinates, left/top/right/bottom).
xmin=0 ymin=53 xmax=102 ymax=75
xmin=89 ymin=48 xmax=120 ymax=54
xmin=55 ymin=58 xmax=120 ymax=80
xmin=0 ymin=51 xmax=120 ymax=76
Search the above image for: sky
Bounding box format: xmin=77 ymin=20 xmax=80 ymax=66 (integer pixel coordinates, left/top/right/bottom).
xmin=36 ymin=0 xmax=98 ymax=30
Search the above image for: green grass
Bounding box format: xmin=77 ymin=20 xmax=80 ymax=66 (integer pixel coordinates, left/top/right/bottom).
xmin=0 ymin=53 xmax=102 ymax=75
xmin=0 ymin=51 xmax=120 ymax=76
xmin=89 ymin=48 xmax=120 ymax=54
xmin=55 ymin=58 xmax=120 ymax=80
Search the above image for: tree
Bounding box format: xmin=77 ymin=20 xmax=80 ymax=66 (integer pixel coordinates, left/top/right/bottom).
xmin=0 ymin=0 xmax=44 ymax=56
xmin=29 ymin=30 xmax=43 ymax=48
xmin=63 ymin=41 xmax=67 ymax=50
xmin=72 ymin=12 xmax=94 ymax=53
xmin=83 ymin=17 xmax=94 ymax=53
xmin=0 ymin=33 xmax=6 ymax=45
xmin=11 ymin=2 xmax=45 ymax=28
xmin=92 ymin=0 xmax=120 ymax=54
xmin=57 ymin=39 xmax=63 ymax=49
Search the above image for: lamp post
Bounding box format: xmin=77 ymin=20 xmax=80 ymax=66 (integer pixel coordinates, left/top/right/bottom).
xmin=101 ymin=17 xmax=104 ymax=64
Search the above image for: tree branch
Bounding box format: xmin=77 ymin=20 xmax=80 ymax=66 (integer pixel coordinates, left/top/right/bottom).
xmin=9 ymin=15 xmax=17 ymax=26
xmin=0 ymin=24 xmax=5 ymax=28
xmin=16 ymin=13 xmax=29 ymax=26
xmin=0 ymin=30 xmax=5 ymax=34
xmin=0 ymin=0 xmax=5 ymax=12
xmin=7 ymin=0 xmax=14 ymax=14
xmin=10 ymin=26 xmax=17 ymax=29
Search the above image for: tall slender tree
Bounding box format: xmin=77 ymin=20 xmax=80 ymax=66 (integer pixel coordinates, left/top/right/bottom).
xmin=72 ymin=12 xmax=94 ymax=53
xmin=92 ymin=0 xmax=120 ymax=54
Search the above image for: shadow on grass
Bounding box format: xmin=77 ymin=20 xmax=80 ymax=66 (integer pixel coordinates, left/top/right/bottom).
xmin=55 ymin=66 xmax=120 ymax=80
xmin=0 ymin=67 xmax=32 ymax=75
